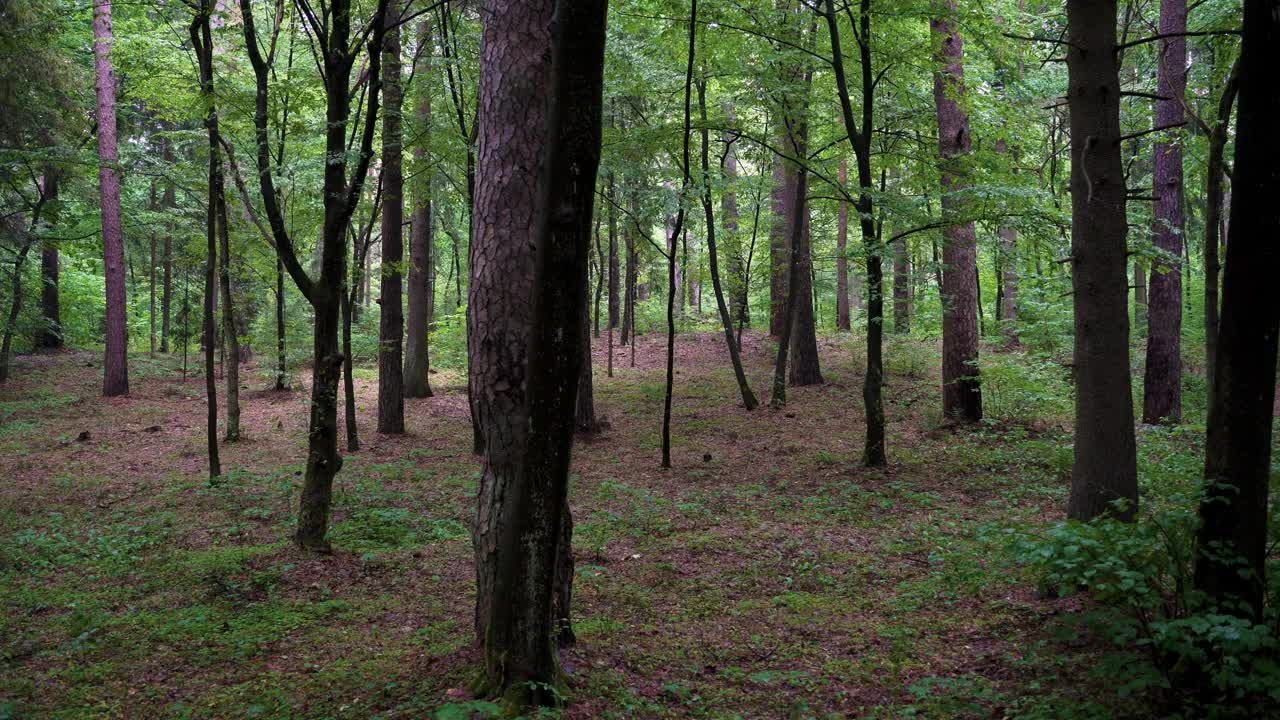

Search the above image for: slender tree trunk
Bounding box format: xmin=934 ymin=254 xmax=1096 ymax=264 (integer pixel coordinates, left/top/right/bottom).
xmin=216 ymin=168 xmax=240 ymax=441
xmin=892 ymin=235 xmax=910 ymax=334
xmin=836 ymin=158 xmax=851 ymax=331
xmin=698 ymin=80 xmax=758 ymax=410
xmin=607 ymin=175 xmax=620 ymax=330
xmin=0 ymin=241 xmax=33 ymax=384
xmin=160 ymin=137 xmax=174 ymax=353
xmin=342 ymin=285 xmax=359 ymax=452
xmin=36 ymin=167 xmax=62 ymax=350
xmin=932 ymin=8 xmax=981 ymax=422
xmin=1141 ymin=0 xmax=1187 ymax=423
xmin=1202 ymin=59 xmax=1239 ymax=390
xmin=1194 ymin=0 xmax=1279 ymax=618
xmin=621 ymin=187 xmax=638 ymax=345
xmin=150 ymin=225 xmax=157 ymax=357
xmin=576 ymin=301 xmax=597 ymax=432
xmin=275 ymin=256 xmax=288 ymax=390
xmin=1133 ymin=259 xmax=1147 ymax=333
xmin=1065 ymin=0 xmax=1138 ymax=522
xmin=94 ymin=0 xmax=129 ymax=397
xmin=405 ymin=20 xmax=435 ymax=400
xmin=378 ymin=0 xmax=406 ymax=434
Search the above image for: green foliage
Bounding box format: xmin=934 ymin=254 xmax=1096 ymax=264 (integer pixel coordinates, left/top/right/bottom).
xmin=979 ymin=351 xmax=1073 ymax=426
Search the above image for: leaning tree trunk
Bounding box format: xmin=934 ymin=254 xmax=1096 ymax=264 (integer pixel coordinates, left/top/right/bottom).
xmin=1065 ymin=0 xmax=1138 ymax=522
xmin=1141 ymin=0 xmax=1187 ymax=424
xmin=1193 ymin=0 xmax=1279 ymax=621
xmin=932 ymin=8 xmax=981 ymax=422
xmin=698 ymin=80 xmax=758 ymax=410
xmin=94 ymin=0 xmax=129 ymax=397
xmin=404 ymin=16 xmax=435 ymax=399
xmin=378 ymin=0 xmax=406 ymax=434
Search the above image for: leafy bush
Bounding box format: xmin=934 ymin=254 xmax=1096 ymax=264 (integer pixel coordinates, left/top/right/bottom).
xmin=979 ymin=351 xmax=1073 ymax=426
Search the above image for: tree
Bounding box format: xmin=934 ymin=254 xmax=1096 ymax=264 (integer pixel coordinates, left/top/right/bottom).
xmin=476 ymin=0 xmax=606 ymax=705
xmin=237 ymin=0 xmax=390 ymax=551
xmin=469 ymin=0 xmax=571 ymax=650
xmin=892 ymin=235 xmax=910 ymax=334
xmin=35 ymin=165 xmax=62 ymax=351
xmin=1065 ymin=0 xmax=1137 ymax=522
xmin=697 ymin=79 xmax=758 ymax=410
xmin=1141 ymin=0 xmax=1187 ymax=424
xmin=835 ymin=157 xmax=851 ymax=332
xmin=404 ymin=17 xmax=435 ymax=400
xmin=932 ymin=6 xmax=981 ymax=423
xmin=1197 ymin=57 xmax=1239 ymax=388
xmin=94 ymin=0 xmax=129 ymax=397
xmin=378 ymin=0 xmax=406 ymax=434
xmin=1193 ymin=0 xmax=1279 ymax=620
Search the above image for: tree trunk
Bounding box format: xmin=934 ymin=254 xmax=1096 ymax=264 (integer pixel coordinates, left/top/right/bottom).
xmin=892 ymin=235 xmax=910 ymax=335
xmin=576 ymin=301 xmax=596 ymax=432
xmin=1 ymin=240 xmax=33 ymax=384
xmin=771 ymin=160 xmax=808 ymax=406
xmin=275 ymin=256 xmax=288 ymax=390
xmin=769 ymin=149 xmax=789 ymax=337
xmin=1065 ymin=0 xmax=1138 ymax=522
xmin=698 ymin=80 xmax=758 ymax=410
xmin=621 ymin=187 xmax=638 ymax=345
xmin=836 ymin=158 xmax=851 ymax=331
xmin=405 ymin=19 xmax=435 ymax=400
xmin=160 ymin=136 xmax=175 ymax=354
xmin=216 ymin=160 xmax=240 ymax=442
xmin=1194 ymin=0 xmax=1279 ymax=618
xmin=36 ymin=167 xmax=62 ymax=350
xmin=1202 ymin=58 xmax=1239 ymax=392
xmin=932 ymin=9 xmax=981 ymax=423
xmin=477 ymin=0 xmax=604 ymax=703
xmin=94 ymin=0 xmax=129 ymax=397
xmin=470 ymin=0 xmax=571 ymax=653
xmin=1133 ymin=259 xmax=1147 ymax=333
xmin=1141 ymin=0 xmax=1187 ymax=424
xmin=607 ymin=174 xmax=620 ymax=330
xmin=378 ymin=0 xmax=406 ymax=434
xmin=342 ymin=286 xmax=359 ymax=452
xmin=786 ymin=100 xmax=822 ymax=387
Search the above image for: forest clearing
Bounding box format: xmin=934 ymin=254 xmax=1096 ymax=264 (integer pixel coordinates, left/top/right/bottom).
xmin=1 ymin=333 xmax=1194 ymax=718
xmin=2 ymin=0 xmax=1277 ymax=717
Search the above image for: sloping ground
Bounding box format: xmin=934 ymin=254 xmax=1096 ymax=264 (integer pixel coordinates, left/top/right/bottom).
xmin=1 ymin=333 xmax=1105 ymax=719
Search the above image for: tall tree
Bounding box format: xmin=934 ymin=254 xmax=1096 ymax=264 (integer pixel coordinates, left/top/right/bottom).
xmin=835 ymin=156 xmax=851 ymax=331
xmin=1199 ymin=58 xmax=1240 ymax=384
xmin=469 ymin=0 xmax=571 ymax=650
xmin=190 ymin=3 xmax=221 ymax=477
xmin=1065 ymin=0 xmax=1137 ymax=522
xmin=892 ymin=235 xmax=910 ymax=334
xmin=378 ymin=0 xmax=406 ymax=434
xmin=35 ymin=166 xmax=61 ymax=350
xmin=477 ymin=0 xmax=606 ymax=704
xmin=932 ymin=6 xmax=981 ymax=422
xmin=94 ymin=0 xmax=128 ymax=397
xmin=785 ymin=86 xmax=823 ymax=387
xmin=1141 ymin=0 xmax=1187 ymax=423
xmin=159 ymin=136 xmax=175 ymax=354
xmin=238 ymin=0 xmax=390 ymax=551
xmin=1193 ymin=0 xmax=1279 ymax=620
xmin=697 ymin=79 xmax=758 ymax=410
xmin=405 ymin=18 xmax=435 ymax=400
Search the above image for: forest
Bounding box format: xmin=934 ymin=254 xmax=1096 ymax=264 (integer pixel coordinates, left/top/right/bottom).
xmin=0 ymin=0 xmax=1276 ymax=717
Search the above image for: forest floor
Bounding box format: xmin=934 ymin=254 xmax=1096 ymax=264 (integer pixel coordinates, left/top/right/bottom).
xmin=1 ymin=331 xmax=1132 ymax=719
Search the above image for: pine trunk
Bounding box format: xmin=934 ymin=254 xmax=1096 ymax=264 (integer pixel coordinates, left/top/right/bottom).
xmin=94 ymin=0 xmax=129 ymax=397
xmin=378 ymin=1 xmax=406 ymax=433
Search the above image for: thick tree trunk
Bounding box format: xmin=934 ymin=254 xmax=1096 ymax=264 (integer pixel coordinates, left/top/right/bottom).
xmin=378 ymin=1 xmax=406 ymax=434
xmin=783 ymin=80 xmax=822 ymax=387
xmin=94 ymin=0 xmax=129 ymax=397
xmin=1065 ymin=0 xmax=1138 ymax=522
xmin=932 ymin=10 xmax=981 ymax=422
xmin=1141 ymin=0 xmax=1187 ymax=423
xmin=1194 ymin=0 xmax=1279 ymax=618
xmin=405 ymin=18 xmax=435 ymax=400
xmin=836 ymin=159 xmax=851 ymax=331
xmin=470 ymin=0 xmax=571 ymax=653
xmin=771 ymin=162 xmax=808 ymax=406
xmin=477 ymin=0 xmax=605 ymax=704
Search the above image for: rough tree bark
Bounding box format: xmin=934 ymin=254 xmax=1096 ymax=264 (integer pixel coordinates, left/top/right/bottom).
xmin=404 ymin=19 xmax=435 ymax=399
xmin=932 ymin=7 xmax=981 ymax=422
xmin=94 ymin=0 xmax=129 ymax=397
xmin=470 ymin=0 xmax=573 ymax=650
xmin=1065 ymin=0 xmax=1138 ymax=522
xmin=477 ymin=0 xmax=605 ymax=705
xmin=1193 ymin=0 xmax=1279 ymax=620
xmin=378 ymin=0 xmax=406 ymax=434
xmin=1141 ymin=0 xmax=1187 ymax=424
xmin=892 ymin=235 xmax=911 ymax=335
xmin=785 ymin=91 xmax=823 ymax=387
